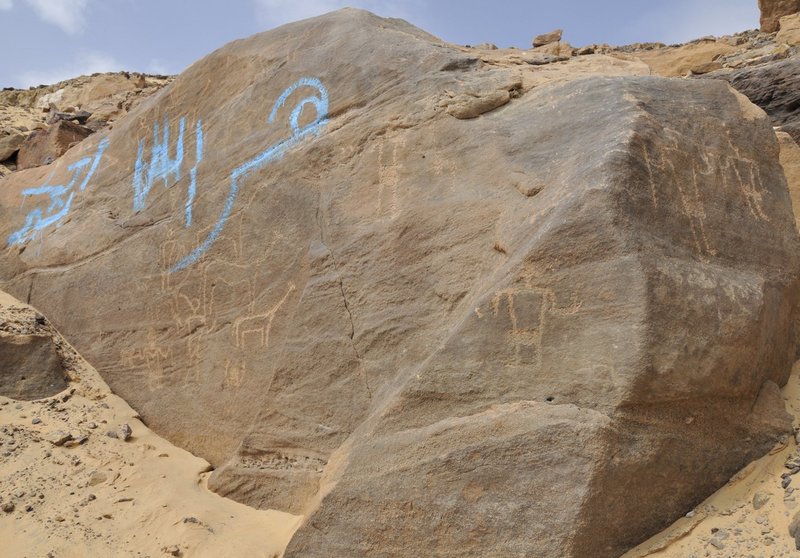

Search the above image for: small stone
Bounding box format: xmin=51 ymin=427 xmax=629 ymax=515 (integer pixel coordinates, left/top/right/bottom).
xmin=708 ymin=528 xmax=729 ymax=550
xmin=120 ymin=424 xmax=132 ymax=441
xmin=106 ymin=431 xmax=118 ymax=439
xmin=708 ymin=537 xmax=725 ymax=550
xmin=784 ymin=477 xmax=793 ymax=489
xmin=162 ymin=545 xmax=181 ymax=556
xmin=46 ymin=431 xmax=72 ymax=446
xmin=753 ymin=491 xmax=771 ymax=510
xmin=87 ymin=422 xmax=97 ymax=429
xmin=1 ymin=502 xmax=14 ymax=513
xmin=64 ymin=435 xmax=89 ymax=448
xmin=31 ymin=417 xmax=42 ymax=425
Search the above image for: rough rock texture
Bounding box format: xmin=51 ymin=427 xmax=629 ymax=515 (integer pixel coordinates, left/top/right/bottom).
xmin=780 ymin=131 xmax=800 ymax=228
xmin=759 ymin=0 xmax=800 ymax=32
xmin=0 ymin=289 xmax=301 ymax=556
xmin=0 ymin=72 xmax=173 ymax=176
xmin=0 ymin=132 xmax=24 ymax=162
xmin=632 ymin=40 xmax=736 ymax=77
xmin=0 ymin=332 xmax=66 ymax=400
xmin=0 ymin=10 xmax=797 ymax=557
xmin=533 ymin=29 xmax=563 ymax=47
xmin=714 ymin=56 xmax=800 ymax=142
xmin=17 ymin=120 xmax=93 ymax=170
xmin=777 ymin=13 xmax=800 ymax=44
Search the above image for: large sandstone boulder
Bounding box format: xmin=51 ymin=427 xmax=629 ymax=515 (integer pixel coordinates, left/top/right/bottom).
xmin=759 ymin=0 xmax=800 ymax=32
xmin=0 ymin=9 xmax=797 ymax=557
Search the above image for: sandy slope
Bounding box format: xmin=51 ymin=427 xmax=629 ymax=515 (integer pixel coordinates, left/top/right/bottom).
xmin=0 ymin=291 xmax=300 ymax=558
xmin=625 ymin=362 xmax=800 ymax=558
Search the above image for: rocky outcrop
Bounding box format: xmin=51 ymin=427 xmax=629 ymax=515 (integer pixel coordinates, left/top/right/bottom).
xmin=759 ymin=0 xmax=800 ymax=32
xmin=632 ymin=40 xmax=736 ymax=76
xmin=0 ymin=132 xmax=24 ymax=162
xmin=0 ymin=72 xmax=172 ymax=175
xmin=777 ymin=12 xmax=800 ymax=44
xmin=0 ymin=9 xmax=797 ymax=557
xmin=533 ymin=28 xmax=563 ymax=47
xmin=17 ymin=120 xmax=94 ymax=170
xmin=713 ymin=56 xmax=800 ymax=142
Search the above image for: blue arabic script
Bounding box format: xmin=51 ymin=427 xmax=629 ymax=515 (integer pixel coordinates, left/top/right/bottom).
xmin=168 ymin=77 xmax=329 ymax=273
xmin=8 ymin=138 xmax=110 ymax=246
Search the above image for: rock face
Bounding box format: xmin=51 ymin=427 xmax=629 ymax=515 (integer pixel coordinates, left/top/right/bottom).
xmin=0 ymin=132 xmax=24 ymax=162
xmin=16 ymin=120 xmax=94 ymax=170
xmin=780 ymin=132 xmax=800 ymax=228
xmin=716 ymin=56 xmax=800 ymax=142
xmin=759 ymin=0 xmax=800 ymax=32
xmin=777 ymin=12 xmax=800 ymax=44
xmin=633 ymin=40 xmax=736 ymax=77
xmin=0 ymin=9 xmax=797 ymax=557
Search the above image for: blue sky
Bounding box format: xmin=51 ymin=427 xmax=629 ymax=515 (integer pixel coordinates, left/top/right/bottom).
xmin=0 ymin=0 xmax=760 ymax=88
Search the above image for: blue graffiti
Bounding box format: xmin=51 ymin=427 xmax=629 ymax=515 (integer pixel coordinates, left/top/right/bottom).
xmin=168 ymin=77 xmax=329 ymax=273
xmin=8 ymin=138 xmax=109 ymax=246
xmin=185 ymin=120 xmax=203 ymax=227
xmin=8 ymin=77 xmax=329 ymax=271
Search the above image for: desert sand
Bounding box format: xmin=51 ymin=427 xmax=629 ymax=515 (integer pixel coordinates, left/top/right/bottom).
xmin=0 ymin=290 xmax=300 ymax=558
xmin=626 ymin=362 xmax=800 ymax=557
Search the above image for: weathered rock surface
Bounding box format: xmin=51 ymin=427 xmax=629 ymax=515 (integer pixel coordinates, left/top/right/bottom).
xmin=759 ymin=0 xmax=800 ymax=32
xmin=0 ymin=132 xmax=24 ymax=162
xmin=0 ymin=289 xmax=301 ymax=556
xmin=777 ymin=12 xmax=800 ymax=44
xmin=633 ymin=40 xmax=736 ymax=77
xmin=17 ymin=120 xmax=94 ymax=170
xmin=0 ymin=72 xmax=173 ymax=177
xmin=0 ymin=332 xmax=66 ymax=400
xmin=0 ymin=9 xmax=797 ymax=557
xmin=533 ymin=28 xmax=563 ymax=47
xmin=714 ymin=56 xmax=800 ymax=142
xmin=780 ymin=131 xmax=800 ymax=227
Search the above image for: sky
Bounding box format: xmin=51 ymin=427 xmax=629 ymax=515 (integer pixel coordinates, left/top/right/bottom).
xmin=0 ymin=0 xmax=760 ymax=89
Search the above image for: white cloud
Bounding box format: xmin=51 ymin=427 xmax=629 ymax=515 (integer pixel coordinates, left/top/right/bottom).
xmin=253 ymin=0 xmax=415 ymax=28
xmin=17 ymin=51 xmax=123 ymax=87
xmin=25 ymin=0 xmax=89 ymax=35
xmin=0 ymin=0 xmax=13 ymax=11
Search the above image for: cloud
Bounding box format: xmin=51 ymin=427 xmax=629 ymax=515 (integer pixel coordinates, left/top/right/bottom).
xmin=253 ymin=0 xmax=416 ymax=28
xmin=0 ymin=0 xmax=12 ymax=10
xmin=16 ymin=51 xmax=123 ymax=88
xmin=25 ymin=0 xmax=89 ymax=35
